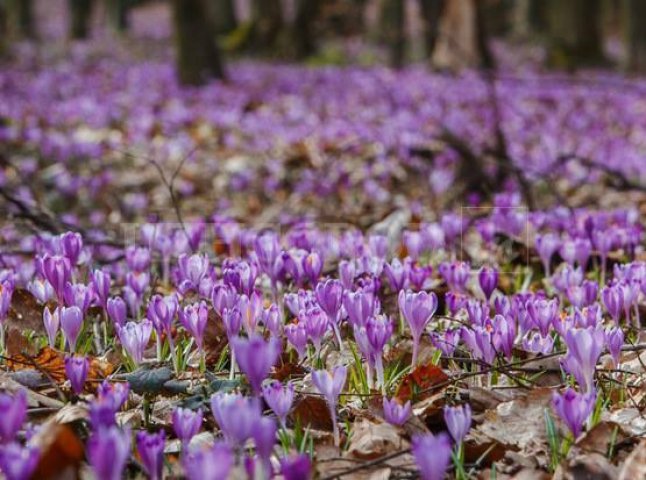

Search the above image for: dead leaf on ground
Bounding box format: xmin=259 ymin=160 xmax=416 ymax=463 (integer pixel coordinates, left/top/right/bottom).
xmin=574 ymin=421 xmax=626 ymax=456
xmin=6 ymin=346 xmax=113 ymax=392
xmin=290 ymin=395 xmax=334 ymax=431
xmin=395 ymin=363 xmax=449 ymax=403
xmin=554 ymin=452 xmax=618 ymax=480
xmin=346 ymin=418 xmax=408 ymax=460
xmin=475 ymin=387 xmax=553 ymax=466
xmin=30 ymin=405 xmax=86 ymax=479
xmin=618 ymin=438 xmax=646 ymax=480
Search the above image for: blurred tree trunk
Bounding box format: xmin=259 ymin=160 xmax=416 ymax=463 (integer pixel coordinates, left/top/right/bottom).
xmin=418 ymin=0 xmax=445 ymax=57
xmin=381 ymin=0 xmax=405 ymax=68
xmin=69 ymin=0 xmax=93 ymax=39
xmin=172 ymin=0 xmax=225 ymax=85
xmin=106 ymin=0 xmax=129 ymax=32
xmin=625 ymin=0 xmax=646 ymax=72
xmin=288 ymin=0 xmax=321 ymax=59
xmin=245 ymin=0 xmax=283 ymax=53
xmin=545 ymin=0 xmax=605 ymax=68
xmin=17 ymin=0 xmax=35 ymax=38
xmin=210 ymin=0 xmax=237 ymax=34
xmin=432 ymin=0 xmax=482 ymax=69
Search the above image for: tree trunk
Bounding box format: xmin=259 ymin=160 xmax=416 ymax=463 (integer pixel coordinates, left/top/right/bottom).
xmin=545 ymin=0 xmax=605 ymax=68
xmin=210 ymin=0 xmax=237 ymax=34
xmin=18 ymin=0 xmax=35 ymax=38
xmin=246 ymin=0 xmax=283 ymax=53
xmin=106 ymin=0 xmax=129 ymax=31
xmin=625 ymin=0 xmax=646 ymax=72
xmin=432 ymin=0 xmax=481 ymax=69
xmin=418 ymin=0 xmax=445 ymax=57
xmin=381 ymin=0 xmax=405 ymax=68
xmin=289 ymin=0 xmax=321 ymax=59
xmin=172 ymin=0 xmax=225 ymax=85
xmin=69 ymin=0 xmax=93 ymax=39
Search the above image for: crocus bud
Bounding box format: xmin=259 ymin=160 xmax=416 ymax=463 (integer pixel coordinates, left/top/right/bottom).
xmin=64 ymin=355 xmax=89 ymax=395
xmin=0 ymin=389 xmax=27 ymax=442
xmin=0 ymin=443 xmax=39 ymax=480
xmin=552 ymin=388 xmax=596 ymax=438
xmin=87 ymin=426 xmax=131 ymax=480
xmin=182 ymin=442 xmax=233 ymax=480
xmin=312 ymin=366 xmax=347 ymax=446
xmin=43 ymin=306 xmax=60 ymax=347
xmin=172 ymin=407 xmax=202 ymax=446
xmin=118 ymin=320 xmax=152 ymax=365
xmin=107 ymin=296 xmax=127 ymax=328
xmin=136 ymin=430 xmax=165 ymax=480
xmin=444 ymin=404 xmax=472 ymax=444
xmin=478 ymin=267 xmax=498 ymax=300
xmin=231 ymin=335 xmax=281 ymax=395
xmin=60 ymin=306 xmax=83 ymax=352
xmin=411 ymin=432 xmax=452 ymax=480
xmin=262 ymin=380 xmax=295 ymax=428
xmin=179 ymin=301 xmax=208 ymax=350
xmin=210 ymin=393 xmax=262 ymax=446
xmin=398 ymin=289 xmax=438 ymax=367
xmin=382 ymin=397 xmax=411 ymax=426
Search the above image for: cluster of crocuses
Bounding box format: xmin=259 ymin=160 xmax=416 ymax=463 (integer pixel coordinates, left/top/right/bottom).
xmin=0 ymin=193 xmax=643 ymax=479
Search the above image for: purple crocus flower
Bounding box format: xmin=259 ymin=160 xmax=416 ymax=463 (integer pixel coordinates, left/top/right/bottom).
xmin=125 ymin=246 xmax=151 ymax=273
xmin=535 ymin=233 xmax=560 ymax=275
xmin=526 ymin=297 xmax=558 ymax=337
xmin=63 ymin=282 xmax=93 ymax=313
xmin=299 ymin=306 xmax=329 ymax=354
xmin=384 ymin=258 xmax=409 ymax=292
xmin=0 ymin=280 xmax=14 ymax=326
xmin=87 ymin=426 xmax=131 ymax=480
xmin=136 ymin=430 xmax=165 ymax=480
xmin=343 ymin=288 xmax=379 ymax=328
xmin=438 ymin=261 xmax=470 ymax=293
xmin=461 ymin=325 xmax=496 ymax=364
xmin=182 ymin=442 xmax=233 ymax=480
xmin=172 ymin=407 xmax=202 ymax=446
xmin=302 ymin=251 xmax=323 ymax=285
xmin=398 ymin=290 xmax=438 ymax=367
xmin=147 ymin=294 xmax=178 ymax=335
xmin=238 ymin=292 xmax=263 ymax=336
xmin=64 ymin=354 xmax=89 ymax=395
xmin=522 ymin=331 xmax=554 ymax=354
xmin=382 ymin=397 xmax=411 ymax=426
xmin=107 ymin=296 xmax=127 ymax=328
xmin=222 ymin=260 xmax=258 ymax=296
xmin=478 ymin=267 xmax=498 ymax=300
xmin=43 ymin=306 xmax=60 ymax=347
xmin=312 ymin=365 xmax=347 ymax=447
xmin=552 ymin=388 xmax=596 ymax=438
xmin=491 ymin=314 xmax=516 ymax=360
xmin=254 ymin=231 xmax=281 ymax=277
xmin=0 ymin=389 xmax=27 ymax=442
xmin=446 ymin=291 xmax=467 ymax=316
xmin=27 ymin=278 xmax=54 ymax=304
xmin=466 ymin=299 xmax=490 ymax=327
xmin=60 ymin=232 xmax=83 ymax=265
xmin=252 ymin=416 xmax=277 ymax=475
xmin=0 ymin=443 xmax=39 ymax=480
xmin=366 ymin=315 xmax=393 ymax=391
xmin=40 ymin=254 xmax=71 ymax=302
xmin=262 ymin=381 xmax=295 ymax=428
xmin=444 ymin=404 xmax=472 ymax=444
xmin=285 ymin=322 xmax=308 ymax=360
xmin=177 ymin=253 xmax=210 ymax=293
xmin=211 ymin=284 xmax=237 ymax=318
xmin=280 ymin=453 xmax=312 ymax=480
xmin=231 ymin=335 xmax=281 ymax=395
xmin=210 ymin=393 xmax=262 ymax=446
xmin=411 ymin=432 xmax=452 ymax=480
xmin=91 ymin=270 xmax=111 ymax=309
xmin=409 ymin=263 xmax=432 ymax=291
xmin=431 ymin=328 xmax=460 ymax=357
xmin=561 ymin=327 xmax=605 ymax=392
xmin=605 ymin=327 xmax=624 ymax=367
xmin=262 ymin=304 xmax=283 ymax=337
xmin=338 ymin=260 xmax=356 ymax=289
xmin=117 ymin=320 xmax=153 ymax=365
xmin=315 ymin=279 xmax=344 ymax=323
xmin=179 ymin=301 xmax=209 ymax=350
xmin=601 ymin=284 xmax=624 ymax=323
xmin=60 ymin=305 xmax=83 ymax=352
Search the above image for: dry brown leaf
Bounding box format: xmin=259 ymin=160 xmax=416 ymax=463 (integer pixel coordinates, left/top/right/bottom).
xmin=475 ymin=387 xmax=553 ymax=464
xmin=618 ymin=439 xmax=646 ymax=480
xmin=346 ymin=418 xmax=408 ymax=460
xmin=395 ymin=363 xmax=449 ymax=403
xmin=6 ymin=346 xmax=113 ymax=392
xmin=290 ymin=395 xmax=334 ymax=431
